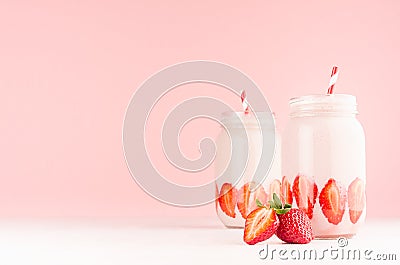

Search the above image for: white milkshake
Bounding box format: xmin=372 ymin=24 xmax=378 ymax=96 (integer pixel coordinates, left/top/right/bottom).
xmin=214 ymin=112 xmax=281 ymax=228
xmin=282 ymin=94 xmax=366 ymax=238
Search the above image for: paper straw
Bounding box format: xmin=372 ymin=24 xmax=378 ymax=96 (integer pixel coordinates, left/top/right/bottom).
xmin=240 ymin=90 xmax=250 ymax=114
xmin=327 ymin=66 xmax=338 ymax=94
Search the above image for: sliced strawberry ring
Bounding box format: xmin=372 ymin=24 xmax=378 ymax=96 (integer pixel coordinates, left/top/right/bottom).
xmin=348 ymin=178 xmax=366 ymax=224
xmin=237 ymin=183 xmax=250 ymax=218
xmin=268 ymin=179 xmax=281 ymax=206
xmin=215 ymin=182 xmax=219 ymax=211
xmin=281 ymin=176 xmax=293 ymax=205
xmin=293 ymin=175 xmax=318 ymax=219
xmin=319 ymin=178 xmax=346 ymax=225
xmin=237 ymin=182 xmax=268 ymax=219
xmin=218 ymin=183 xmax=237 ymax=218
xmin=244 ymin=207 xmax=279 ymax=245
xmin=249 ymin=184 xmax=268 ymax=213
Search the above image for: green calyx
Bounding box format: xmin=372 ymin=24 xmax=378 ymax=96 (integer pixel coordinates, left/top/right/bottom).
xmin=256 ymin=193 xmax=291 ymax=215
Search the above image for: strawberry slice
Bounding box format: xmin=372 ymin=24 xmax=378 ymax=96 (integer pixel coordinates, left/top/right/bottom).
xmin=215 ymin=182 xmax=219 ymax=211
xmin=281 ymin=176 xmax=293 ymax=205
xmin=249 ymin=184 xmax=268 ymax=213
xmin=268 ymin=179 xmax=281 ymax=206
xmin=243 ymin=207 xmax=279 ymax=245
xmin=218 ymin=183 xmax=237 ymax=218
xmin=319 ymin=178 xmax=346 ymax=225
xmin=348 ymin=178 xmax=366 ymax=224
xmin=238 ymin=183 xmax=268 ymax=218
xmin=237 ymin=183 xmax=250 ymax=218
xmin=293 ymin=175 xmax=318 ymax=219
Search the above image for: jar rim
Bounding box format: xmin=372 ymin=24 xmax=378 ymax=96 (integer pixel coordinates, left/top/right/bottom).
xmin=220 ymin=111 xmax=275 ymax=117
xmin=289 ymin=94 xmax=357 ymax=106
xmin=220 ymin=111 xmax=275 ymax=128
xmin=289 ymin=94 xmax=358 ymax=116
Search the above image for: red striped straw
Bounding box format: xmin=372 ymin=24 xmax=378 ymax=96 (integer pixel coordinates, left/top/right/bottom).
xmin=327 ymin=66 xmax=339 ymax=94
xmin=240 ymin=90 xmax=250 ymax=114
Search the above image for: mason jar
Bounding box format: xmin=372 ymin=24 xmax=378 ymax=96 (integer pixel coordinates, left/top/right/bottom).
xmin=214 ymin=112 xmax=282 ymax=228
xmin=282 ymin=94 xmax=366 ymax=238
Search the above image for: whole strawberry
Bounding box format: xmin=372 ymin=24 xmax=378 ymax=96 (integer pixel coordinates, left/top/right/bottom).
xmin=269 ymin=193 xmax=314 ymax=244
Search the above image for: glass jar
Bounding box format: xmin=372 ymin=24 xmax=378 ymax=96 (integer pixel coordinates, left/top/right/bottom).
xmin=282 ymin=94 xmax=366 ymax=238
xmin=214 ymin=112 xmax=281 ymax=228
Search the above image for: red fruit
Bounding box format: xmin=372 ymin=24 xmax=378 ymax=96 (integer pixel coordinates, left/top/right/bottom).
xmin=275 ymin=208 xmax=314 ymax=244
xmin=319 ymin=178 xmax=346 ymax=225
xmin=218 ymin=183 xmax=237 ymax=218
xmin=243 ymin=207 xmax=279 ymax=245
xmin=268 ymin=179 xmax=281 ymax=206
xmin=215 ymin=183 xmax=219 ymax=211
xmin=348 ymin=178 xmax=366 ymax=224
xmin=238 ymin=183 xmax=268 ymax=218
xmin=293 ymin=175 xmax=318 ymax=219
xmin=237 ymin=184 xmax=250 ymax=218
xmin=281 ymin=176 xmax=293 ymax=205
xmin=249 ymin=184 xmax=268 ymax=214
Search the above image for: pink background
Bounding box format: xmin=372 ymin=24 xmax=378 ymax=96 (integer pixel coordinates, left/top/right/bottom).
xmin=1 ymin=0 xmax=399 ymax=218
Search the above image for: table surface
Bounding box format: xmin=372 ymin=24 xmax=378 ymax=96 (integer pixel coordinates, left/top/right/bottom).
xmin=0 ymin=217 xmax=399 ymax=265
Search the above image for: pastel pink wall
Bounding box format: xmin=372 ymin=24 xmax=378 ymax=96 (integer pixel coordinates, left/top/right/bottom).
xmin=0 ymin=0 xmax=399 ymax=218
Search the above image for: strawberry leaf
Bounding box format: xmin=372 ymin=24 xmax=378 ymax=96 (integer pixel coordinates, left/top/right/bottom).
xmin=284 ymin=203 xmax=292 ymax=209
xmin=256 ymin=199 xmax=264 ymax=208
xmin=268 ymin=200 xmax=276 ymax=209
xmin=275 ymin=208 xmax=290 ymax=215
xmin=273 ymin=193 xmax=282 ymax=209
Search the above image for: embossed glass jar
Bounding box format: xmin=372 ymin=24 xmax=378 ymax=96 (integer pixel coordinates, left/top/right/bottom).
xmin=214 ymin=112 xmax=281 ymax=228
xmin=282 ymin=94 xmax=366 ymax=238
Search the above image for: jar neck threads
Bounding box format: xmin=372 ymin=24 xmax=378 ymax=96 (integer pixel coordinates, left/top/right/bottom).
xmin=289 ymin=94 xmax=358 ymax=118
xmin=220 ymin=111 xmax=276 ymax=129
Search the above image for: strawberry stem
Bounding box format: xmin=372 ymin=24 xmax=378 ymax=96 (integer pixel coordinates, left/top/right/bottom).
xmin=270 ymin=193 xmax=291 ymax=215
xmin=256 ymin=194 xmax=293 ymax=214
